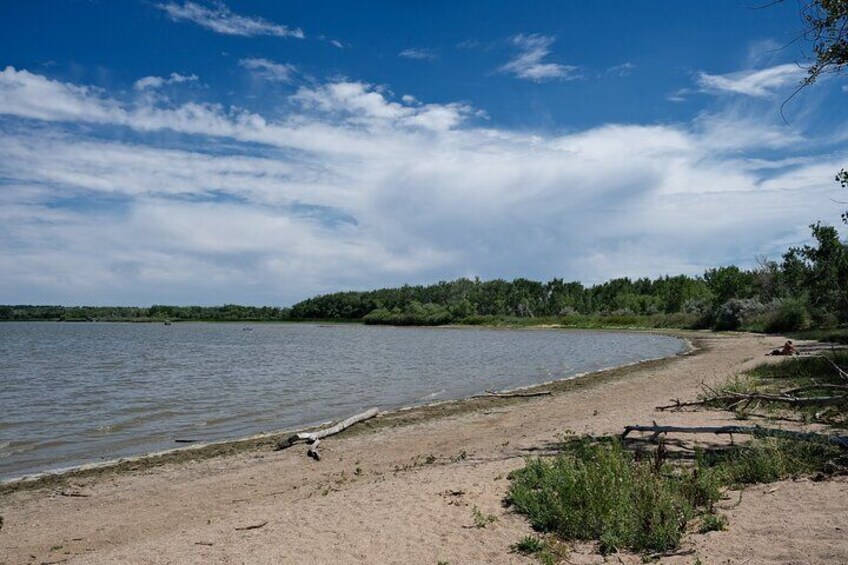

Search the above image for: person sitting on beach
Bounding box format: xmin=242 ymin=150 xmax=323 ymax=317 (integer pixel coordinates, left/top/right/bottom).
xmin=768 ymin=340 xmax=797 ymax=356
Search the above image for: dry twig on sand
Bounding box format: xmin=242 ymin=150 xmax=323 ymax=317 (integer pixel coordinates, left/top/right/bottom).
xmin=234 ymin=521 xmax=268 ymax=531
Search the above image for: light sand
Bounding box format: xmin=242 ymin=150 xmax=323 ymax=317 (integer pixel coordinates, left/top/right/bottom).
xmin=1 ymin=331 xmax=846 ymax=565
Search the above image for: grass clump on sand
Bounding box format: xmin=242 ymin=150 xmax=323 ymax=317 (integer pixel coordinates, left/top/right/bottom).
xmin=506 ymin=436 xmax=844 ymax=555
xmin=511 ymin=535 xmax=545 ymax=554
xmin=698 ymin=436 xmax=845 ymax=485
xmin=470 ymin=505 xmax=498 ymax=528
xmin=745 ymin=350 xmax=848 ymax=385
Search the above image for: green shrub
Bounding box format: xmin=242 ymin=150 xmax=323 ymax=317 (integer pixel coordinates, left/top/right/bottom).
xmin=505 ymin=440 xmax=714 ymax=553
xmin=699 ymin=512 xmax=727 ymax=533
xmin=507 ymin=437 xmax=843 ymax=555
xmin=763 ymin=298 xmax=811 ymax=333
xmin=714 ymin=299 xmax=766 ymax=331
xmin=363 ymin=302 xmax=454 ymax=325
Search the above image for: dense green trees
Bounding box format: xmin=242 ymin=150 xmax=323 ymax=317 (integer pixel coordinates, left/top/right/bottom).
xmin=0 ymin=304 xmax=291 ymax=322
xmin=287 ymin=224 xmax=848 ymax=331
xmin=4 ymin=225 xmax=846 ymax=332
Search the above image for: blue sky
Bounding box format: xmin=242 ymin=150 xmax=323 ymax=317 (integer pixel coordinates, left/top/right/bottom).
xmin=1 ymin=1 xmax=846 ymax=306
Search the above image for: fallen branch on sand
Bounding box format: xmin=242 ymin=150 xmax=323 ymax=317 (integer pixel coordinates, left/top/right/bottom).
xmin=234 ymin=521 xmax=268 ymax=531
xmin=472 ymin=390 xmax=551 ymax=399
xmin=621 ymin=423 xmax=848 ymax=449
xmin=657 ymin=390 xmax=848 ymax=412
xmin=821 ymin=355 xmax=848 ymax=382
xmin=645 ymin=548 xmax=696 ymax=560
xmin=276 ymin=408 xmax=379 ymax=460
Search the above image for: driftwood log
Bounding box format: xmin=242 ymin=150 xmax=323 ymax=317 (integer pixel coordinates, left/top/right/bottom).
xmin=621 ymin=423 xmax=848 ymax=449
xmin=276 ymin=408 xmax=379 ymax=460
xmin=472 ymin=389 xmax=552 ymax=399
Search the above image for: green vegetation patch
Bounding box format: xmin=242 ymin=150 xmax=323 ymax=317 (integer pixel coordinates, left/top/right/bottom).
xmin=506 ymin=436 xmax=844 ymax=555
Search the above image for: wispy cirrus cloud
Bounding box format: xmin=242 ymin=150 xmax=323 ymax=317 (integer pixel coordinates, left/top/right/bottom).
xmin=399 ymin=48 xmax=437 ymax=61
xmin=499 ymin=34 xmax=578 ymax=82
xmin=155 ymin=1 xmax=304 ymax=38
xmin=238 ymin=58 xmax=296 ymax=83
xmin=696 ymin=63 xmax=802 ymax=97
xmin=134 ymin=72 xmax=198 ymax=91
xmin=605 ymin=62 xmax=635 ymax=77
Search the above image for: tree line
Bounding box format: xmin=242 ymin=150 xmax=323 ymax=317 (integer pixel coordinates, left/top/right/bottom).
xmin=289 ymin=223 xmax=848 ymax=332
xmin=0 ymin=304 xmax=291 ymax=322
xmin=3 ymin=223 xmax=846 ymax=333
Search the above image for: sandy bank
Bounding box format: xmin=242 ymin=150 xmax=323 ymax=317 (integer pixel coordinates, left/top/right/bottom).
xmin=1 ymin=331 xmax=846 ymax=564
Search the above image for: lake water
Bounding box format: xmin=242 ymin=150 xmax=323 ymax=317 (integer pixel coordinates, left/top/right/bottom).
xmin=0 ymin=322 xmax=687 ymax=480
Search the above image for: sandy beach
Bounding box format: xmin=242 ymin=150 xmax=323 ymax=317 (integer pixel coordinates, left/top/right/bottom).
xmin=2 ymin=331 xmax=847 ymax=565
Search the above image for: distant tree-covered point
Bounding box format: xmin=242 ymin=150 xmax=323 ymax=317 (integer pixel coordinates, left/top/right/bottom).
xmin=289 ymin=223 xmax=848 ymax=333
xmin=3 ymin=224 xmax=847 ymax=334
xmin=0 ymin=304 xmax=292 ymax=322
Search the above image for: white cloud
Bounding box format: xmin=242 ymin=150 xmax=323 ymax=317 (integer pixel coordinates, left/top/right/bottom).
xmin=0 ymin=66 xmax=124 ymax=123
xmin=238 ymin=58 xmax=296 ymax=83
xmin=499 ymin=34 xmax=579 ymax=82
xmin=0 ymin=67 xmax=844 ymax=305
xmin=399 ymin=48 xmax=437 ymax=61
xmin=605 ymin=62 xmax=635 ymax=77
xmin=155 ymin=1 xmax=303 ymax=38
xmin=291 ymin=81 xmax=476 ymax=130
xmin=697 ymin=63 xmax=802 ymax=97
xmin=134 ymin=72 xmax=198 ymax=91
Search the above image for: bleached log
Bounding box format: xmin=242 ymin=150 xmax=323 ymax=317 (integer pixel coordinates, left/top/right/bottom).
xmin=472 ymin=389 xmax=552 ymax=399
xmin=276 ymin=408 xmax=379 ymax=455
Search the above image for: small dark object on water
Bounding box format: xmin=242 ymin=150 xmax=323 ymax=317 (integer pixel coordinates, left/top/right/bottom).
xmin=174 ymin=439 xmax=199 ymax=443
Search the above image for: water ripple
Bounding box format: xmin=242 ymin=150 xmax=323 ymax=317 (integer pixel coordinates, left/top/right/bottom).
xmin=0 ymin=323 xmax=686 ymax=479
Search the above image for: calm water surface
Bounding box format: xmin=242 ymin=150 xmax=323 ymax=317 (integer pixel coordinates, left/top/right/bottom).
xmin=0 ymin=322 xmax=686 ymax=480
